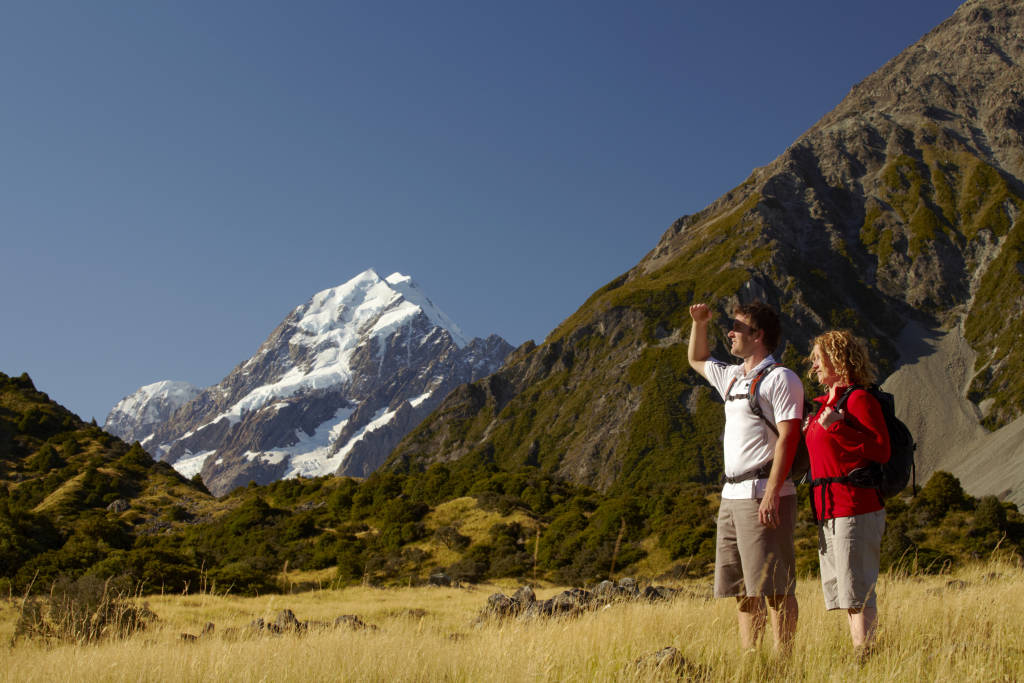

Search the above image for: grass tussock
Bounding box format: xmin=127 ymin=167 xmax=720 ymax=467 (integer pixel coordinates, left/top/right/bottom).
xmin=10 ymin=575 xmax=155 ymax=646
xmin=1 ymin=557 xmax=1022 ymax=682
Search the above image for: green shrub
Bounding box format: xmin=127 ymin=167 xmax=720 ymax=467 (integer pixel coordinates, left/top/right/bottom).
xmin=434 ymin=525 xmax=471 ymax=550
xmin=334 ymin=539 xmax=365 ymax=583
xmin=446 ymin=556 xmax=488 ymax=583
xmin=117 ymin=444 xmax=152 ymax=470
xmin=974 ymin=495 xmax=1007 ymax=533
xmin=913 ymin=470 xmax=969 ymax=523
xmin=208 ymin=560 xmax=277 ymax=596
xmin=87 ymin=546 xmax=200 ymax=593
xmin=29 ymin=445 xmax=64 ymax=472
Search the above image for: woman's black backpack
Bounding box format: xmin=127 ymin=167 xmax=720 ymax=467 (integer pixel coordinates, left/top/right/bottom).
xmin=833 ymin=385 xmax=917 ymax=499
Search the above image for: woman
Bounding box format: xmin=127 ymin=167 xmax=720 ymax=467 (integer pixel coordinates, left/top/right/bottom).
xmin=806 ymin=330 xmax=890 ymax=653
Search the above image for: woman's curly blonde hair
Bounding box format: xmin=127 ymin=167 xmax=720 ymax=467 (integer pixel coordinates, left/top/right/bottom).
xmin=811 ymin=330 xmax=877 ymax=386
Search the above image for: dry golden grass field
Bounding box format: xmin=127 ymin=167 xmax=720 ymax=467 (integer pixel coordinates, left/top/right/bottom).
xmin=1 ymin=557 xmax=1022 ymax=682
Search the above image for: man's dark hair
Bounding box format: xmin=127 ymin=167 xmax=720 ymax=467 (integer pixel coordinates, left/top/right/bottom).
xmin=734 ymin=301 xmax=781 ymax=351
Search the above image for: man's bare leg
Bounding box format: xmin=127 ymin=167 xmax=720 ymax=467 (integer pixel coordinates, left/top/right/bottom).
xmin=766 ymin=594 xmax=798 ymax=655
xmin=737 ymin=597 xmax=766 ymax=650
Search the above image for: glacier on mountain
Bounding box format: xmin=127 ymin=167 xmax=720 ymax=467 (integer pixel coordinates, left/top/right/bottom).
xmin=105 ymin=380 xmax=202 ymax=445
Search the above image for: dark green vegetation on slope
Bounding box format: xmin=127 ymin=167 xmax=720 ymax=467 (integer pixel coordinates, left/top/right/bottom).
xmin=3 ymin=371 xmax=1023 ymax=598
xmin=1 ymin=371 xmax=212 ymax=593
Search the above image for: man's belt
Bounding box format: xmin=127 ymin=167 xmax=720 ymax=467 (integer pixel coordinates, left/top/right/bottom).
xmin=722 ymin=461 xmax=772 ymax=485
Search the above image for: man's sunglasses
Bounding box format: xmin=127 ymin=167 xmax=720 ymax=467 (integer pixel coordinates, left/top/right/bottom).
xmin=728 ymin=319 xmax=758 ymax=335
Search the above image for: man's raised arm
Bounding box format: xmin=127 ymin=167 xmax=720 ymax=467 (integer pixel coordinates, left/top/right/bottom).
xmin=688 ymin=303 xmax=712 ymax=379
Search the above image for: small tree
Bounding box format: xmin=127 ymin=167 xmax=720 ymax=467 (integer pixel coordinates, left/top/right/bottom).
xmin=914 ymin=470 xmax=969 ymax=523
xmin=974 ymin=495 xmax=1007 ymax=533
xmin=434 ymin=525 xmax=470 ymax=550
xmin=189 ymin=473 xmax=211 ymax=495
xmin=29 ymin=445 xmax=64 ymax=473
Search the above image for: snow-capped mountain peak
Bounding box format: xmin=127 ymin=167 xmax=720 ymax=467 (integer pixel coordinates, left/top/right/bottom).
xmin=382 ymin=272 xmax=468 ymax=347
xmin=105 ymin=270 xmax=511 ymax=495
xmin=293 ymin=269 xmax=468 ymax=348
xmin=104 ymin=380 xmax=202 ymax=444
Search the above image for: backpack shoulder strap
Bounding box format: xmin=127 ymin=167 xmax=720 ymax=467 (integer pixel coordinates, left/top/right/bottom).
xmin=834 ymin=385 xmax=861 ymax=411
xmin=748 ymin=363 xmax=782 ymax=435
xmin=725 ymin=375 xmax=739 ymax=399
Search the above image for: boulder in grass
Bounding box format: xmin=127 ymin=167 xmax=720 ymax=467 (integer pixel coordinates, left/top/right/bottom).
xmin=631 ymin=646 xmax=691 ymax=677
xmin=305 ymin=620 xmax=334 ymax=631
xmin=523 ymin=599 xmax=556 ymax=618
xmin=594 ymin=580 xmax=616 ymax=600
xmin=642 ymin=585 xmax=677 ymax=602
xmin=180 ymin=621 xmax=215 ymax=642
xmin=274 ymin=609 xmax=304 ymax=633
xmin=512 ymin=585 xmax=536 ymax=605
xmin=485 ymin=593 xmax=518 ymax=617
xmin=552 ymin=588 xmax=594 ymax=615
xmin=335 ymin=614 xmax=376 ymax=631
xmin=551 ymin=592 xmax=579 ymax=615
xmin=478 ymin=578 xmax=679 ymax=623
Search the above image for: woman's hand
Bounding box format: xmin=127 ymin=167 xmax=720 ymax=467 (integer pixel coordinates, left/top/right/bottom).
xmin=818 ymin=405 xmax=844 ymax=428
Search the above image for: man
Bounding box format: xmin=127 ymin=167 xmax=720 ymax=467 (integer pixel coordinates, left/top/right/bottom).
xmin=687 ymin=300 xmax=804 ymax=653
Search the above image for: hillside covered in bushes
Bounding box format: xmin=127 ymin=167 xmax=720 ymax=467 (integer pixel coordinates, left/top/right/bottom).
xmin=2 ymin=370 xmax=1022 ymax=597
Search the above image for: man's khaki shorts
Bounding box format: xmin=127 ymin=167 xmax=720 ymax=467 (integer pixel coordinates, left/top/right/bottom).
xmin=818 ymin=509 xmax=886 ymax=610
xmin=714 ymin=495 xmax=797 ymax=598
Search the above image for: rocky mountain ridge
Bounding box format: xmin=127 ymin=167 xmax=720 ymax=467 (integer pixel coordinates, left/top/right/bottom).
xmin=105 ymin=381 xmax=202 ymax=445
xmin=387 ymin=0 xmax=1024 ymax=504
xmin=106 ymin=270 xmax=512 ymax=496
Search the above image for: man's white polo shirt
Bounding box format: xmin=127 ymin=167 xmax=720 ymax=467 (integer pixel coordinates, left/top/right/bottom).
xmin=704 ymin=355 xmax=804 ymax=500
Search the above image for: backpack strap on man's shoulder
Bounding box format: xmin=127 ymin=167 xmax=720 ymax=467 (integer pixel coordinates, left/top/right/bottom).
xmin=724 ymin=375 xmax=740 ymax=400
xmin=723 ymin=363 xmax=784 ymax=435
xmin=748 ymin=363 xmax=782 ymax=435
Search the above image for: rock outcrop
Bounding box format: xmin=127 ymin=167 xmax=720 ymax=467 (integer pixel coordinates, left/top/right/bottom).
xmin=477 ymin=578 xmax=680 ymax=622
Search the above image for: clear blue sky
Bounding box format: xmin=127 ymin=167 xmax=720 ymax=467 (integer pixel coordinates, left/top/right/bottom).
xmin=1 ymin=1 xmax=963 ymax=424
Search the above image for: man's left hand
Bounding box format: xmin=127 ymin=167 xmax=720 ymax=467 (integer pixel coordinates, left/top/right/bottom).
xmin=758 ymin=492 xmax=780 ymax=529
